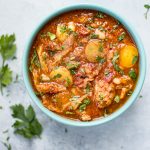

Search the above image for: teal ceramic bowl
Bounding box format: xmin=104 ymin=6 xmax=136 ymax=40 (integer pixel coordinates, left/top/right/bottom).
xmin=23 ymin=4 xmax=146 ymax=127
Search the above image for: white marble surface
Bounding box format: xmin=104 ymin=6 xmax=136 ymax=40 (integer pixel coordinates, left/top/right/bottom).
xmin=0 ymin=0 xmax=150 ymax=150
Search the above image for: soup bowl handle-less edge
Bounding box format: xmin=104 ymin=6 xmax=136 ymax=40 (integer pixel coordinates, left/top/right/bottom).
xmin=22 ymin=4 xmax=146 ymax=127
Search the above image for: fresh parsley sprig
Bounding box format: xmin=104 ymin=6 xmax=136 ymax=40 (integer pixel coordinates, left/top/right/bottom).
xmin=10 ymin=104 xmax=43 ymax=139
xmin=144 ymin=4 xmax=150 ymax=19
xmin=0 ymin=34 xmax=16 ymax=95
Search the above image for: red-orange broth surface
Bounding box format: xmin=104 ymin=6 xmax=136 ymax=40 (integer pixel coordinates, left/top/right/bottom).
xmin=29 ymin=10 xmax=139 ymax=121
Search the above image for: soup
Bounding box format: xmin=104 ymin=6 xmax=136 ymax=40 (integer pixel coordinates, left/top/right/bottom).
xmin=29 ymin=10 xmax=139 ymax=121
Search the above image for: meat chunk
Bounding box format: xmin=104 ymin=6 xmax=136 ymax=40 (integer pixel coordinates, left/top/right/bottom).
xmin=32 ymin=69 xmax=66 ymax=94
xmin=62 ymin=94 xmax=88 ymax=111
xmin=74 ymin=63 xmax=102 ymax=88
xmin=77 ymin=24 xmax=90 ymax=35
xmin=36 ymin=82 xmax=66 ymax=94
xmin=42 ymin=95 xmax=62 ymax=113
xmin=76 ymin=111 xmax=91 ymax=121
xmin=49 ymin=34 xmax=75 ymax=71
xmin=94 ymin=80 xmax=115 ymax=108
xmin=113 ymin=75 xmax=133 ymax=99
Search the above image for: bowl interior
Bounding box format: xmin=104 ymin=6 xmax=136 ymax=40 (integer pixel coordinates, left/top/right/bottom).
xmin=23 ymin=4 xmax=146 ymax=127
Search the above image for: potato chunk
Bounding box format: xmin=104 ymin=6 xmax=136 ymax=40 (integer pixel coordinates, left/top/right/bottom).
xmin=85 ymin=40 xmax=105 ymax=62
xmin=119 ymin=45 xmax=138 ymax=68
xmin=50 ymin=66 xmax=73 ymax=87
xmin=56 ymin=24 xmax=68 ymax=42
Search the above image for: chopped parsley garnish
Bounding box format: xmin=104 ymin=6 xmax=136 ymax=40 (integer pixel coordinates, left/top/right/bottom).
xmin=99 ymin=43 xmax=104 ymax=52
xmin=66 ymin=61 xmax=80 ymax=69
xmin=79 ymin=98 xmax=91 ymax=112
xmin=10 ymin=104 xmax=43 ymax=139
xmin=112 ymin=52 xmax=124 ymax=75
xmin=0 ymin=34 xmax=16 ymax=95
xmin=99 ymin=93 xmax=104 ymax=100
xmin=65 ymin=77 xmax=71 ymax=87
xmin=132 ymin=56 xmax=138 ymax=65
xmin=69 ymin=69 xmax=77 ymax=75
xmin=144 ymin=4 xmax=150 ymax=19
xmin=96 ymin=56 xmax=106 ymax=64
xmin=30 ymin=49 xmax=41 ymax=72
xmin=86 ymin=25 xmax=94 ymax=30
xmin=90 ymin=33 xmax=99 ymax=39
xmin=53 ymin=73 xmax=62 ymax=79
xmin=47 ymin=32 xmax=56 ymax=40
xmin=79 ymin=103 xmax=87 ymax=112
xmin=95 ymin=12 xmax=104 ymax=18
xmin=66 ymin=61 xmax=80 ymax=75
xmin=60 ymin=25 xmax=67 ymax=33
xmin=118 ymin=32 xmax=126 ymax=41
xmin=41 ymin=32 xmax=56 ymax=40
xmin=61 ymin=45 xmax=65 ymax=50
xmin=85 ymin=84 xmax=90 ymax=93
xmin=114 ymin=95 xmax=120 ymax=103
xmin=129 ymin=69 xmax=137 ymax=80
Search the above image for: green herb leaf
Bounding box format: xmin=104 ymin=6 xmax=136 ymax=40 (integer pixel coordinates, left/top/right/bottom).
xmin=79 ymin=103 xmax=87 ymax=112
xmin=95 ymin=12 xmax=104 ymax=18
xmin=86 ymin=25 xmax=94 ymax=30
xmin=65 ymin=77 xmax=71 ymax=87
xmin=69 ymin=69 xmax=77 ymax=75
xmin=53 ymin=73 xmax=62 ymax=79
xmin=99 ymin=93 xmax=104 ymax=100
xmin=60 ymin=26 xmax=67 ymax=33
xmin=96 ymin=56 xmax=106 ymax=64
xmin=132 ymin=55 xmax=138 ymax=65
xmin=144 ymin=4 xmax=150 ymax=19
xmin=90 ymin=33 xmax=99 ymax=39
xmin=85 ymin=84 xmax=90 ymax=93
xmin=79 ymin=98 xmax=91 ymax=112
xmin=47 ymin=32 xmax=56 ymax=40
xmin=0 ymin=34 xmax=16 ymax=61
xmin=114 ymin=95 xmax=120 ymax=103
xmin=10 ymin=104 xmax=43 ymax=139
xmin=99 ymin=43 xmax=103 ymax=52
xmin=66 ymin=61 xmax=80 ymax=69
xmin=129 ymin=69 xmax=137 ymax=80
xmin=118 ymin=32 xmax=126 ymax=41
xmin=112 ymin=52 xmax=124 ymax=75
xmin=30 ymin=49 xmax=41 ymax=71
xmin=0 ymin=34 xmax=16 ymax=95
xmin=0 ymin=65 xmax=12 ymax=94
xmin=83 ymin=98 xmax=91 ymax=105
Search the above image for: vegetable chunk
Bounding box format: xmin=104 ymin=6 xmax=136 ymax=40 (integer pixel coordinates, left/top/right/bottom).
xmin=119 ymin=45 xmax=138 ymax=68
xmin=56 ymin=24 xmax=69 ymax=42
xmin=50 ymin=66 xmax=73 ymax=87
xmin=85 ymin=40 xmax=105 ymax=62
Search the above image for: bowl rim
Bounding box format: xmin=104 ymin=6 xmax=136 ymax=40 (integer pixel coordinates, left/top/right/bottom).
xmin=22 ymin=4 xmax=146 ymax=127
